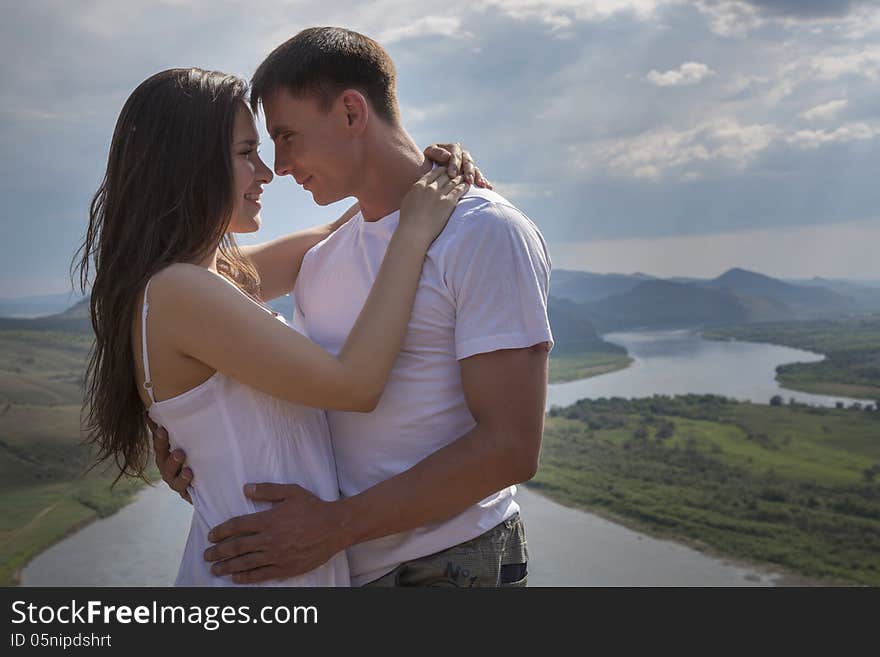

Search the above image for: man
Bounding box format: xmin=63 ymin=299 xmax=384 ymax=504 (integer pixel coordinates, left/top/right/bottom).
xmin=153 ymin=26 xmax=552 ymax=587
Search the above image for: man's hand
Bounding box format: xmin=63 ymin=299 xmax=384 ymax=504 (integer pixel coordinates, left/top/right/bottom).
xmin=203 ymin=483 xmax=348 ymax=584
xmin=146 ymin=414 xmax=192 ymax=504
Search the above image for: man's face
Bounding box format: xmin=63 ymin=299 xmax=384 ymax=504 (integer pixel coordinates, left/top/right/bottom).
xmin=263 ymin=87 xmax=358 ymax=206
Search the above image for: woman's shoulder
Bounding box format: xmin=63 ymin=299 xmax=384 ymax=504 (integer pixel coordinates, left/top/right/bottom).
xmin=147 ymin=263 xmax=246 ymax=315
xmin=150 ymin=262 xmax=239 ymax=294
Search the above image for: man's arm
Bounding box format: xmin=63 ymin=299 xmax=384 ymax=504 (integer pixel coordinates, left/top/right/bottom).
xmin=204 ymin=342 xmax=548 ymax=583
xmin=339 ymin=341 xmax=548 ymax=542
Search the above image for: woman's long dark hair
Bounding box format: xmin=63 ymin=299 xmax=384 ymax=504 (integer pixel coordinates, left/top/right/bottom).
xmin=73 ymin=68 xmax=261 ymax=482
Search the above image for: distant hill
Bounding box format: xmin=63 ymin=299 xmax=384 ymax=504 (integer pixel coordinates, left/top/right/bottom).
xmin=551 ymin=270 xmax=654 ymax=304
xmin=699 ymin=268 xmax=857 ymax=316
xmin=547 ymin=296 xmax=626 ymax=355
xmin=551 ymin=267 xmax=871 ymax=332
xmin=580 ymin=280 xmax=761 ymax=332
xmin=786 ymin=277 xmax=880 ymax=311
xmin=0 ymin=299 xmax=92 ymax=333
xmin=0 ymin=292 xmax=87 ymax=319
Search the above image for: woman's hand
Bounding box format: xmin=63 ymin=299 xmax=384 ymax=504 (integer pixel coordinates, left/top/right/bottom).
xmin=399 ymin=168 xmax=469 ymax=247
xmin=424 ymin=143 xmax=492 ymax=189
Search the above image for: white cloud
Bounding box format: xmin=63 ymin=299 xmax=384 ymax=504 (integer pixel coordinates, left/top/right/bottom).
xmin=378 ymin=16 xmax=473 ymax=43
xmin=592 ymin=116 xmax=880 ymax=179
xmin=694 ymin=0 xmax=764 ymax=37
xmin=787 ymin=122 xmax=880 ymax=149
xmin=722 ymin=73 xmax=770 ymax=96
xmin=478 ymin=0 xmax=672 ymax=29
xmin=645 ymin=61 xmax=716 ymax=86
xmin=594 ymin=119 xmax=778 ymax=179
xmin=808 ymin=44 xmax=880 ymax=80
xmin=800 ymin=99 xmax=848 ymax=121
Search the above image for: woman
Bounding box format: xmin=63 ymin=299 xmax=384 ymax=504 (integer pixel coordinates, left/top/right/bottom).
xmin=74 ymin=68 xmax=482 ymax=586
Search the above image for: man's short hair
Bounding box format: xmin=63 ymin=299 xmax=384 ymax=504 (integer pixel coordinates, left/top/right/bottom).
xmin=250 ymin=27 xmax=399 ymax=125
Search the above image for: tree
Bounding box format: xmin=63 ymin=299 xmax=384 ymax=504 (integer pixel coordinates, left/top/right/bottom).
xmin=770 ymin=395 xmax=783 ymax=407
xmin=656 ymin=420 xmax=675 ymax=441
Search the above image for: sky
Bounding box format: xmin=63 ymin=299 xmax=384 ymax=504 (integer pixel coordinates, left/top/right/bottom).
xmin=1 ymin=0 xmax=879 ymax=296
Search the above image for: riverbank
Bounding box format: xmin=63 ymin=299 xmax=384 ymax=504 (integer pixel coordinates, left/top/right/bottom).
xmin=549 ymin=351 xmax=633 ymax=384
xmin=703 ymin=315 xmax=880 ymax=402
xmin=535 ymin=395 xmax=880 ymax=585
xmin=0 ymin=327 xmax=158 ymax=585
xmin=0 ymin=465 xmax=151 ymax=586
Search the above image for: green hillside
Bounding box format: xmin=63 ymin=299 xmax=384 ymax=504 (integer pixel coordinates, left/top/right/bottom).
xmin=547 ymin=296 xmax=632 ymax=382
xmin=0 ymin=326 xmax=151 ymax=585
xmin=551 ymin=268 xmax=866 ymax=333
xmin=704 ymin=315 xmax=880 ymax=400
xmin=534 ymin=395 xmax=880 ymax=585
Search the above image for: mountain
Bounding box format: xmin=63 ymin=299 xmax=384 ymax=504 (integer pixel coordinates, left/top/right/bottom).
xmin=551 ymin=270 xmax=654 ymax=304
xmin=579 ymin=279 xmax=797 ymax=332
xmin=547 ymin=296 xmax=626 ymax=355
xmin=700 ymin=268 xmax=857 ymax=316
xmin=0 ymin=299 xmax=92 ymax=333
xmin=785 ymin=277 xmax=880 ymax=311
xmin=0 ymin=292 xmax=88 ymax=319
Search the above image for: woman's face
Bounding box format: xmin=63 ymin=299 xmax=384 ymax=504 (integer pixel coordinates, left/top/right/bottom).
xmin=228 ymin=103 xmax=273 ymax=233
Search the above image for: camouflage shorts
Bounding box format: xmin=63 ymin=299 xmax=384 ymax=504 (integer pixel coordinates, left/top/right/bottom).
xmin=363 ymin=514 xmax=529 ymax=588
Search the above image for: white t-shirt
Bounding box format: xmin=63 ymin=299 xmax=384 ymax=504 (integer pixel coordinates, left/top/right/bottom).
xmin=291 ymin=186 xmax=553 ymax=585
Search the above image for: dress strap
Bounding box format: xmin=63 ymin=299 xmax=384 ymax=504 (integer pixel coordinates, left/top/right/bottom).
xmin=141 ymin=278 xmax=156 ymax=404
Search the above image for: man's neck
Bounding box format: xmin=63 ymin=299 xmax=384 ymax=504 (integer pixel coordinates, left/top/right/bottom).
xmin=356 ymin=128 xmax=432 ymax=222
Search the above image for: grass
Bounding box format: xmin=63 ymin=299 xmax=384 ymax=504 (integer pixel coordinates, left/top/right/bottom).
xmin=0 ymin=475 xmax=149 ymax=586
xmin=0 ymin=327 xmax=156 ymax=585
xmin=533 ymin=395 xmax=880 ymax=585
xmin=703 ymin=315 xmax=880 ymax=401
xmin=549 ymin=351 xmax=633 ymax=383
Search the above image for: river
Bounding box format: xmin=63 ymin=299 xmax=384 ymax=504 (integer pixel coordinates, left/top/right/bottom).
xmin=23 ymin=329 xmax=854 ymax=586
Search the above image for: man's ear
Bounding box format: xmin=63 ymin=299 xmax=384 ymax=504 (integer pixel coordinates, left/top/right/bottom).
xmin=339 ymin=90 xmax=369 ymax=135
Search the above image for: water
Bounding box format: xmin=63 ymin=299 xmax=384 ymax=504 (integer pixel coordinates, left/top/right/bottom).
xmin=23 ymin=330 xmax=857 ymax=587
xmin=548 ymin=329 xmax=866 ymax=409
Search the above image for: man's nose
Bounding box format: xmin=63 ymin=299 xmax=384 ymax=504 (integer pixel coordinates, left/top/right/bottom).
xmin=274 ymin=151 xmax=292 ymax=178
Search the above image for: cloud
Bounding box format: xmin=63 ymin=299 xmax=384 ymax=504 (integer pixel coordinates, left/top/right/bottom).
xmin=4 ymin=0 xmax=880 ymax=293
xmin=378 ymin=16 xmax=474 ymax=43
xmin=593 ymin=116 xmax=880 ymax=179
xmin=694 ymin=1 xmax=764 ymax=37
xmin=645 ymin=61 xmax=716 ymax=86
xmin=808 ymin=45 xmax=880 ymax=80
xmin=693 ymin=0 xmax=876 ymax=37
xmin=787 ymin=122 xmax=880 ymax=149
xmin=594 ymin=119 xmax=779 ymax=179
xmin=800 ymin=99 xmax=848 ymax=121
xmin=479 ymin=0 xmax=670 ymax=29
xmin=745 ymin=0 xmax=864 ymax=20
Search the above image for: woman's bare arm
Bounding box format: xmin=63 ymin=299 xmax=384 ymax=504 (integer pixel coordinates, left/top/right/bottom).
xmin=154 ymin=170 xmax=466 ymax=412
xmin=239 ymin=202 xmax=359 ymax=301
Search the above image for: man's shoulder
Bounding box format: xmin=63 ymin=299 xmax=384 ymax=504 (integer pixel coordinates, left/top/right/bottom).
xmin=436 ymin=187 xmax=545 ymax=251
